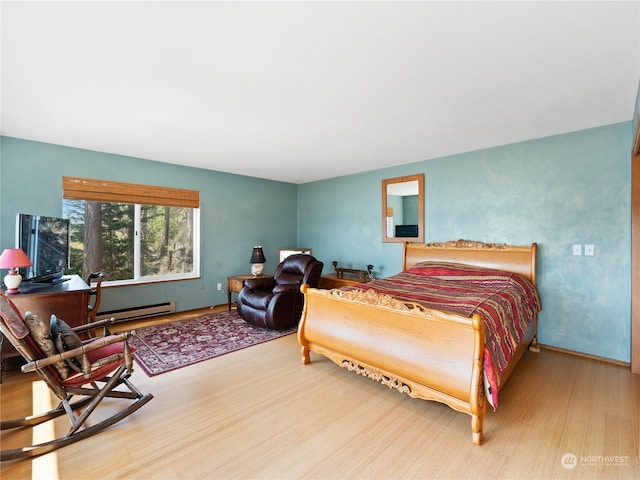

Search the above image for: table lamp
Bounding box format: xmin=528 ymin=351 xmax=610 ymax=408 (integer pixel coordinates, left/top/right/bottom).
xmin=249 ymin=246 xmax=266 ymax=276
xmin=0 ymin=248 xmax=33 ymax=294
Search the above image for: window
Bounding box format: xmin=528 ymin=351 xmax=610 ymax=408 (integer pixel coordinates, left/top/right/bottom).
xmin=62 ymin=177 xmax=200 ymax=285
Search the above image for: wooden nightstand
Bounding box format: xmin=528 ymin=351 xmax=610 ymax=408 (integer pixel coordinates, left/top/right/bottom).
xmin=227 ymin=275 xmax=273 ymax=311
xmin=318 ymin=273 xmax=371 ymax=289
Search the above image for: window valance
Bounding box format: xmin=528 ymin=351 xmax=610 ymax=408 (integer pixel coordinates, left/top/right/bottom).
xmin=62 ymin=176 xmax=200 ymax=208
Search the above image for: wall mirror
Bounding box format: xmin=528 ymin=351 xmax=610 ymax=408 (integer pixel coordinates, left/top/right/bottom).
xmin=382 ymin=173 xmax=424 ymax=243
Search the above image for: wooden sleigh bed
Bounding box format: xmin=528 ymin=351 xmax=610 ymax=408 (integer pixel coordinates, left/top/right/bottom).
xmin=298 ymin=240 xmax=541 ymax=445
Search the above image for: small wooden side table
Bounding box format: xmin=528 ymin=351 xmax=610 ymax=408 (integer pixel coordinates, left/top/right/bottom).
xmin=227 ymin=275 xmax=273 ymax=311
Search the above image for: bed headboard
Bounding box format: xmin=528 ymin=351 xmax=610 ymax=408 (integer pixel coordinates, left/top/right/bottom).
xmin=403 ymin=240 xmax=537 ymax=286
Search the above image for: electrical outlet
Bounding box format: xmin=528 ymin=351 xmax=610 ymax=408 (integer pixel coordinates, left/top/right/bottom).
xmin=216 ymin=283 xmax=222 ymax=291
xmin=584 ymin=244 xmax=594 ymax=256
xmin=572 ymin=244 xmax=582 ymax=256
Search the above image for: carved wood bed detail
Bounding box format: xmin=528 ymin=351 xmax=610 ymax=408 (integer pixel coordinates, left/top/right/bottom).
xmin=298 ymin=240 xmax=540 ymax=445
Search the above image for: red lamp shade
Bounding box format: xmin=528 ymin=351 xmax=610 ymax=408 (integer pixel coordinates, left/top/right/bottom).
xmin=0 ymin=248 xmax=33 ymax=269
xmin=0 ymin=248 xmax=33 ymax=294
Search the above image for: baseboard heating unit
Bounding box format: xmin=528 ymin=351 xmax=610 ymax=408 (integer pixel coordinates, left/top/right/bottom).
xmin=97 ymin=301 xmax=176 ymax=323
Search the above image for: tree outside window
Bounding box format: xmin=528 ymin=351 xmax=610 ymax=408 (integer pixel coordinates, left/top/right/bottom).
xmin=62 ymin=177 xmax=199 ymax=284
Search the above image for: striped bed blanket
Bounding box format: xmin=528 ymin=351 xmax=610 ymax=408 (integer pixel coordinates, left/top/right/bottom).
xmin=341 ymin=262 xmax=541 ymax=408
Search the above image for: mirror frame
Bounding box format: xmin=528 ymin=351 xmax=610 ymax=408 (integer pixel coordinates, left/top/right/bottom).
xmin=382 ymin=173 xmax=424 ymax=243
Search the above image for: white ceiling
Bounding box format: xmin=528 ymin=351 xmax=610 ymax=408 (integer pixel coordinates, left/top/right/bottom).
xmin=1 ymin=1 xmax=638 ymax=184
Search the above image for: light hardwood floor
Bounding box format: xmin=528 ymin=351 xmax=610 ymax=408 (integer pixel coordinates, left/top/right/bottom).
xmin=1 ymin=308 xmax=639 ymax=480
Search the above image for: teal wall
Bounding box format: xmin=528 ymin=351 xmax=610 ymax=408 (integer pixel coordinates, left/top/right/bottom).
xmin=0 ymin=120 xmax=634 ymax=363
xmin=0 ymin=137 xmax=298 ymax=313
xmin=299 ymin=122 xmax=632 ymax=363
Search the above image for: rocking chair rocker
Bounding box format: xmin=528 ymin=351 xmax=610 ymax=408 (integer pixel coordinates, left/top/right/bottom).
xmin=0 ymin=291 xmax=153 ymax=461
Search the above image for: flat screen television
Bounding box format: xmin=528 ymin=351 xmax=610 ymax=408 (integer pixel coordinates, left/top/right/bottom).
xmin=395 ymin=224 xmax=419 ymax=237
xmin=16 ymin=214 xmax=70 ymax=283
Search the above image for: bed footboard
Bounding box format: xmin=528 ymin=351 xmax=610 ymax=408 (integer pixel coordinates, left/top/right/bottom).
xmin=299 ymin=285 xmax=487 ymax=445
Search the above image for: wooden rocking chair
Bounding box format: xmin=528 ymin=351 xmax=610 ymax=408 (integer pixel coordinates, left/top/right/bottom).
xmin=0 ymin=291 xmax=153 ymax=461
xmin=86 ymin=271 xmax=104 ymax=325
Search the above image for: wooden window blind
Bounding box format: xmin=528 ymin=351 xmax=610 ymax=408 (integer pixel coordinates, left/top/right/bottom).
xmin=62 ymin=176 xmax=200 ymax=208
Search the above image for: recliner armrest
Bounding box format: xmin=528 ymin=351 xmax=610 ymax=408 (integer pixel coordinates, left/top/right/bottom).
xmin=273 ymin=283 xmax=301 ymax=295
xmin=243 ymin=276 xmax=276 ymax=290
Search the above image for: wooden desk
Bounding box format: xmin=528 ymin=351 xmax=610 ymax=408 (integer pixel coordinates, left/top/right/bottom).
xmin=1 ymin=275 xmax=90 ymax=360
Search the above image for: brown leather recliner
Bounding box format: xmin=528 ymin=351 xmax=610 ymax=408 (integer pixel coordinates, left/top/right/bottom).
xmin=237 ymin=254 xmax=323 ymax=330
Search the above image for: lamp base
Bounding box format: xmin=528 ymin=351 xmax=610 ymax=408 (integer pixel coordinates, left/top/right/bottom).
xmin=251 ymin=263 xmax=264 ymax=276
xmin=4 ymin=271 xmax=23 ymax=294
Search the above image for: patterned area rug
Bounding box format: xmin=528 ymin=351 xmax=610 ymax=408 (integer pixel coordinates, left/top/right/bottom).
xmin=130 ymin=310 xmax=297 ymax=376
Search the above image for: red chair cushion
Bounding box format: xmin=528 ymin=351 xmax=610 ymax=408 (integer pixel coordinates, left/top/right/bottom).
xmin=61 ymin=338 xmax=137 ymax=388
